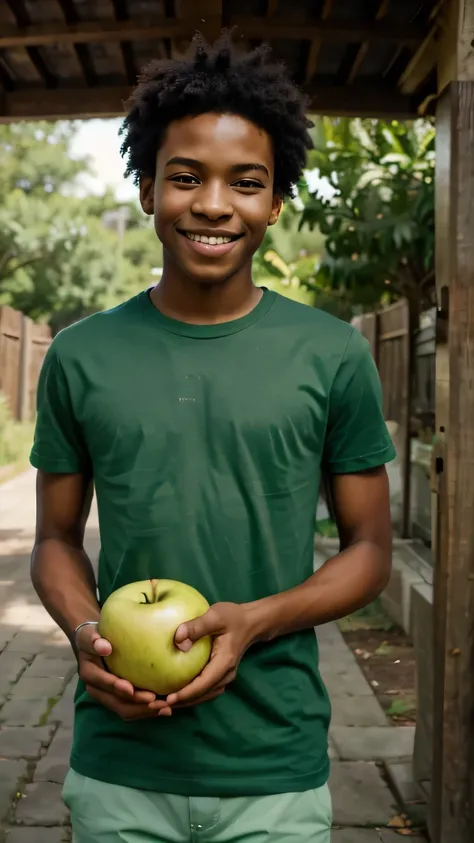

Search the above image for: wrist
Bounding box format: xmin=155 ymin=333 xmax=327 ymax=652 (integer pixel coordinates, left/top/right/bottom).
xmin=243 ymin=596 xmax=280 ymax=646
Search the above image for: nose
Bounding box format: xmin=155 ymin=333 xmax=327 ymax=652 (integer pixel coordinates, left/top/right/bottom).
xmin=191 ymin=179 xmax=233 ymax=220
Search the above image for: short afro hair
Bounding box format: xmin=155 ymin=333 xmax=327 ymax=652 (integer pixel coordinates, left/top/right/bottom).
xmin=120 ymin=31 xmax=313 ymax=198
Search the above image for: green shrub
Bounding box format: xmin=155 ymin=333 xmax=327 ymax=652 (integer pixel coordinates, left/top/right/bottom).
xmin=0 ymin=393 xmax=34 ymax=468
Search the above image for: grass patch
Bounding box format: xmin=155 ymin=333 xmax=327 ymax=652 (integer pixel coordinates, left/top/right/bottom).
xmin=38 ymin=696 xmax=59 ymax=726
xmin=0 ymin=392 xmax=34 ymax=477
xmin=387 ymin=696 xmax=417 ymax=719
xmin=315 ymin=517 xmax=339 ymax=538
xmin=338 ymin=597 xmax=395 ymax=633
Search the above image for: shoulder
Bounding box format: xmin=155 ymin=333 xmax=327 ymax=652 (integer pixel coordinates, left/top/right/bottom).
xmin=50 ymin=294 xmax=143 ymax=363
xmin=269 ymin=292 xmax=362 ymax=353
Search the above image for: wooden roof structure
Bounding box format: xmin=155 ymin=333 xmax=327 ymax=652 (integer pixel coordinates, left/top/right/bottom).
xmin=0 ymin=0 xmax=440 ymax=122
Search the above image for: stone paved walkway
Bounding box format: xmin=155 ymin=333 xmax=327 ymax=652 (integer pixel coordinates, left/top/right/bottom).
xmin=0 ymin=470 xmax=425 ymax=842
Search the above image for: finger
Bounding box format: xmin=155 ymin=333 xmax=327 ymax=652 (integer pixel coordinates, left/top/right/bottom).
xmin=175 ymin=607 xmax=221 ymax=652
xmin=86 ymin=686 xmax=160 ymax=720
xmin=166 ymin=659 xmax=231 ymax=706
xmin=173 ymin=687 xmax=226 ymax=709
xmin=81 ymin=658 xmax=134 ymax=697
xmin=93 ymin=637 xmax=112 ymax=658
xmin=148 ymin=698 xmax=179 ymax=713
xmin=77 ymin=624 xmax=112 ymax=658
xmin=80 ymin=658 xmax=155 ymax=703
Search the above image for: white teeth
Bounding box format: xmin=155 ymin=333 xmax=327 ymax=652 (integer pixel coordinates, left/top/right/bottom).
xmin=186 ymin=233 xmax=233 ymax=244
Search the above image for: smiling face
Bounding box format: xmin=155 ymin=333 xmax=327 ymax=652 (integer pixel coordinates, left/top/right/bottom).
xmin=140 ymin=112 xmax=282 ymax=286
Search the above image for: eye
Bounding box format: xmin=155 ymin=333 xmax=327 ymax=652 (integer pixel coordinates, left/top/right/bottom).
xmin=169 ymin=174 xmax=200 ymax=185
xmin=233 ymin=179 xmax=264 ymax=189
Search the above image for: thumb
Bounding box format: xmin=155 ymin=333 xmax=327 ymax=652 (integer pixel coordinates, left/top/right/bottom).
xmin=76 ymin=622 xmax=112 ymax=658
xmin=175 ymin=608 xmax=220 ymax=653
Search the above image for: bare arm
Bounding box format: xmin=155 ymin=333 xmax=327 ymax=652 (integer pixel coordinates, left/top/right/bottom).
xmin=247 ymin=465 xmax=392 ymax=639
xmin=31 ymin=470 xmax=100 ymax=639
xmin=162 ymin=466 xmax=392 ymax=710
xmin=31 ymin=470 xmax=161 ymax=719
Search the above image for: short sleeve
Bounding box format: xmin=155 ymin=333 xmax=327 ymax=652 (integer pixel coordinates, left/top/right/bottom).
xmin=30 ymin=343 xmax=90 ymax=474
xmin=323 ymin=328 xmax=396 ymax=474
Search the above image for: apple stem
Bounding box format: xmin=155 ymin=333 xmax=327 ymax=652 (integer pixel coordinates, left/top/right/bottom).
xmin=150 ymin=579 xmax=158 ymax=604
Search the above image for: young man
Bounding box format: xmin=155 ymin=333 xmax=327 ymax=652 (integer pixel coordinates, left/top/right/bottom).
xmin=30 ymin=34 xmax=394 ymax=843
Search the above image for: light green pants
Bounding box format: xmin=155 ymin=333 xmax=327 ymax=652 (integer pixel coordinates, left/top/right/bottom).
xmin=63 ymin=769 xmax=332 ymax=842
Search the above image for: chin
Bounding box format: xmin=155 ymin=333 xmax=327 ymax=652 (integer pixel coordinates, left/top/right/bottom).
xmin=183 ymin=261 xmax=239 ymax=286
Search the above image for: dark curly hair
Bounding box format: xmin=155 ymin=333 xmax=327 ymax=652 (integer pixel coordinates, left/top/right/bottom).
xmin=120 ymin=31 xmax=313 ymax=198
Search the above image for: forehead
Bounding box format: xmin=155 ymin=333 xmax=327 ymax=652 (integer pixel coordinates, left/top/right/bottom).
xmin=158 ymin=113 xmax=274 ymax=171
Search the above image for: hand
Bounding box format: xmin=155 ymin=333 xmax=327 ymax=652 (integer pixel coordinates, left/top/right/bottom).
xmin=76 ymin=623 xmax=170 ymax=721
xmin=149 ymin=602 xmax=256 ymax=716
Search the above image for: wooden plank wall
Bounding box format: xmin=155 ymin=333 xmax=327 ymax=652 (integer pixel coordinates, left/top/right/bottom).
xmin=0 ymin=306 xmax=51 ymax=422
xmin=354 ymin=299 xmax=411 ymax=535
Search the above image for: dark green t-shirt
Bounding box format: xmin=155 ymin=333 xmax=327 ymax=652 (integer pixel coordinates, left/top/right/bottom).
xmin=31 ymin=288 xmax=395 ymax=796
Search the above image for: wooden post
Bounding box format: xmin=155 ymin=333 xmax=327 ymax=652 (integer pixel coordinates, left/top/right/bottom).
xmin=431 ymin=79 xmax=474 ymax=843
xmin=17 ymin=313 xmax=32 ymax=422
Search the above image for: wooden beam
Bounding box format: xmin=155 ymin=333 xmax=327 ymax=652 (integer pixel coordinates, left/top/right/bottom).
xmin=0 ymin=86 xmax=132 ymax=121
xmin=108 ymin=0 xmax=137 ymax=86
xmin=398 ymin=29 xmax=438 ymax=94
xmin=431 ymin=79 xmax=474 ymax=843
xmin=305 ymin=0 xmax=333 ymax=85
xmin=231 ymin=16 xmax=425 ymax=44
xmin=179 ymin=1 xmax=223 ymax=42
xmin=346 ymin=0 xmax=390 ymax=85
xmin=4 ymin=0 xmax=57 ymax=88
xmin=0 ymin=17 xmax=426 ymax=50
xmin=0 ymin=82 xmax=417 ymax=122
xmin=56 ymin=0 xmax=98 ymax=86
xmin=307 ymin=84 xmax=417 ymax=118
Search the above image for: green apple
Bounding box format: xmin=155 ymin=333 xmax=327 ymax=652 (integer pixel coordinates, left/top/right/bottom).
xmin=99 ymin=578 xmax=212 ymax=695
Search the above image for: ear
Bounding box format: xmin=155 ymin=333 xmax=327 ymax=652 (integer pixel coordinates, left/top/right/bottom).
xmin=268 ymin=195 xmax=283 ymax=227
xmin=140 ymin=176 xmax=155 ymax=216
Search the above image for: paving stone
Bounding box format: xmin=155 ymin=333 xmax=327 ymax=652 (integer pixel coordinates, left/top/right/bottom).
xmin=328 ymin=737 xmax=338 ymax=759
xmin=331 ymin=694 xmax=388 ymax=727
xmin=11 ymin=677 xmax=65 ymax=701
xmin=0 ymin=759 xmax=27 ymax=822
xmin=0 ymin=655 xmax=30 ymax=700
xmin=385 ymin=761 xmax=420 ymax=805
xmin=4 ymin=633 xmax=46 ymax=657
xmin=331 ymin=832 xmax=383 ymax=843
xmin=322 ymin=666 xmax=374 ymax=697
xmin=330 ymin=762 xmax=395 ymax=826
xmin=332 ymin=832 xmax=426 ymax=843
xmin=0 ymin=699 xmax=52 ymax=727
xmin=35 ymin=729 xmax=72 ymax=784
xmin=319 ymin=648 xmax=358 ymax=670
xmin=14 ymin=782 xmax=69 ymax=826
xmin=5 ymin=631 xmax=70 ymax=658
xmin=0 ymin=727 xmax=53 ymax=760
xmin=26 ymin=656 xmax=76 ymax=681
xmin=317 ymin=623 xmax=348 ymax=650
xmin=6 ymin=829 xmax=66 ymax=843
xmin=330 ymin=726 xmax=416 ymax=762
xmin=48 ymin=679 xmax=77 ymax=728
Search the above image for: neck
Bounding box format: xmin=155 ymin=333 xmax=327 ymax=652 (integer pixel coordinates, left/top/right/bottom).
xmin=150 ymin=259 xmax=262 ymax=325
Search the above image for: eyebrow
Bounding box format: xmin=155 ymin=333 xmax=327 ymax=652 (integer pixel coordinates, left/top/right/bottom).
xmin=165 ymin=157 xmax=270 ymax=178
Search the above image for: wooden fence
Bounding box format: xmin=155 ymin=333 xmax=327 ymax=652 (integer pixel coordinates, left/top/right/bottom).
xmin=0 ymin=306 xmax=52 ymax=422
xmin=353 ymin=300 xmax=411 ymax=536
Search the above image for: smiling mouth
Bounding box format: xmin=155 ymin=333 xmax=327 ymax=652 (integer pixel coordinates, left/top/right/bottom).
xmin=179 ymin=231 xmax=243 ymax=245
xmin=177 ymin=229 xmax=244 ymax=258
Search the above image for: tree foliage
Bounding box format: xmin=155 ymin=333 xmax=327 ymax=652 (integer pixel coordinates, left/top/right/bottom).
xmin=0 ymin=122 xmax=161 ymax=331
xmin=299 ymin=117 xmax=435 ymax=314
